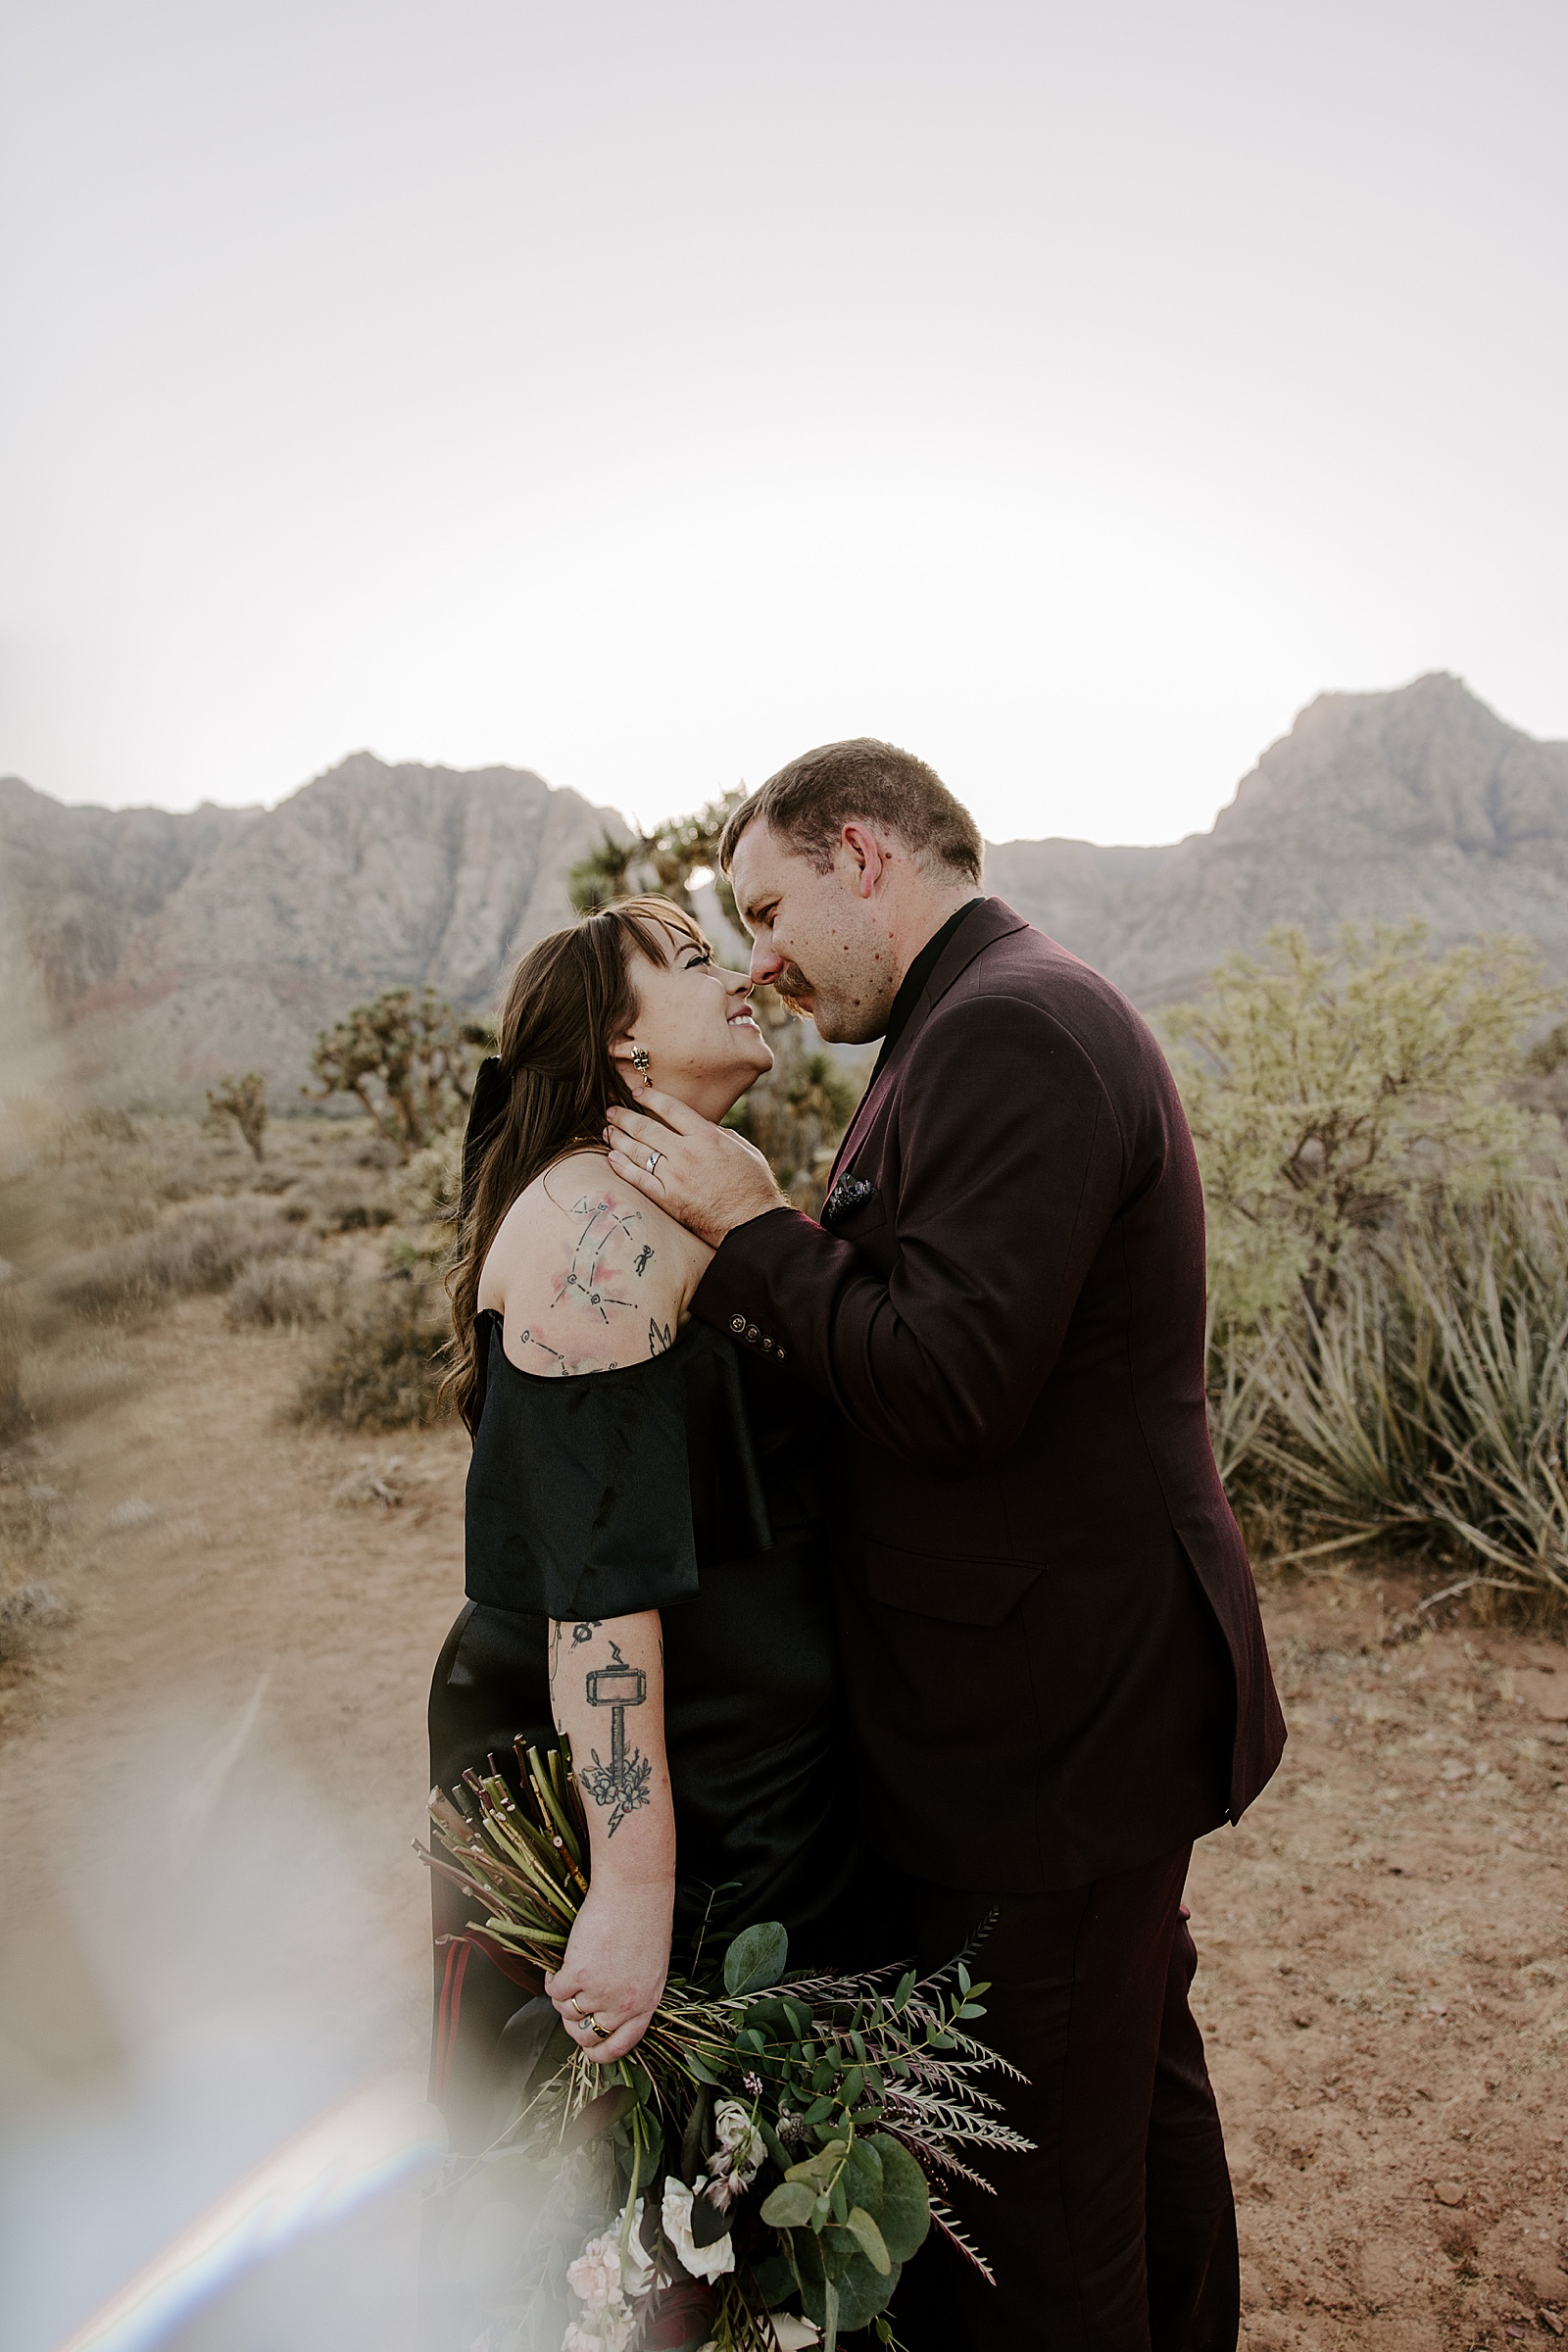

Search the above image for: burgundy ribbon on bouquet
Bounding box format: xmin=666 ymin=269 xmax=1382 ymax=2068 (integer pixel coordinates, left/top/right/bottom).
xmin=640 ymin=2277 xmax=719 ymax=2348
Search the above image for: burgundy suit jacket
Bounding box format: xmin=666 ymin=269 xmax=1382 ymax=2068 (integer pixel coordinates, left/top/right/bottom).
xmin=692 ymin=897 xmax=1286 ymax=1892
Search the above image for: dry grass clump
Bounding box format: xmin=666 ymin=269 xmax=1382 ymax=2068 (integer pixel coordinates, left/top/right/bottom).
xmin=223 ymin=1250 xmax=345 ymax=1330
xmin=0 ymin=1474 xmax=77 ymax=1662
xmin=291 ymin=1270 xmax=453 ymax=1430
xmin=290 ymin=1171 xmax=397 ymax=1232
xmin=23 ymin=1343 xmax=140 ymax=1429
xmin=48 ymin=1197 xmax=312 ymax=1319
xmin=0 ymin=1293 xmax=24 ymax=1446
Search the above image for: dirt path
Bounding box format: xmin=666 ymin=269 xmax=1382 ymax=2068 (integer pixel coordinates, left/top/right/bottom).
xmin=1 ymin=1299 xmax=1566 ymax=2349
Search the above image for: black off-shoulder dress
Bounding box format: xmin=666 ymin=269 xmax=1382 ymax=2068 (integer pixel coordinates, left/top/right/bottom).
xmin=427 ymin=1307 xmax=881 ymax=2142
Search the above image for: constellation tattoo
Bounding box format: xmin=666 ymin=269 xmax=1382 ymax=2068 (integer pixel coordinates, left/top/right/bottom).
xmin=516 ymin=1327 xmax=565 ymax=1373
xmin=551 ymin=1197 xmax=645 ymax=1325
xmin=576 ymin=1637 xmax=653 ymax=1837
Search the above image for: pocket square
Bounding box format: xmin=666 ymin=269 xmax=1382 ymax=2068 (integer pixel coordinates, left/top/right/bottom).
xmin=822 ymin=1173 xmax=877 ymax=1228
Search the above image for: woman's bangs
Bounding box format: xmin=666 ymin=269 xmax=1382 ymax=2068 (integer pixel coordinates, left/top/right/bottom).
xmin=604 ymin=897 xmax=708 ymax=966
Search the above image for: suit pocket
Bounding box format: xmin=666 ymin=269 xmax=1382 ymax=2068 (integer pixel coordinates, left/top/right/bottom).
xmin=860 ymin=1539 xmax=1041 ymax=1627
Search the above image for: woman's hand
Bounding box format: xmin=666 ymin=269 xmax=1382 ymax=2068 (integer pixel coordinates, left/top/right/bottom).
xmin=545 ymin=1872 xmax=674 ymax=2065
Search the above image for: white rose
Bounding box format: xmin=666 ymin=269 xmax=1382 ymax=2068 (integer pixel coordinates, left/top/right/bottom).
xmin=712 ymin=2099 xmax=767 ymax=2187
xmin=661 ymin=2176 xmax=737 ymax=2284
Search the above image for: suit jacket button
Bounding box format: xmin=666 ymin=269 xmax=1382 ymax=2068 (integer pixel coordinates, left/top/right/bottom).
xmin=746 ymin=1324 xmax=760 ymax=1343
xmin=761 ymin=1336 xmax=774 ymax=1351
xmin=776 ymin=1347 xmax=787 ymax=1361
xmin=729 ymin=1314 xmax=746 ymax=1333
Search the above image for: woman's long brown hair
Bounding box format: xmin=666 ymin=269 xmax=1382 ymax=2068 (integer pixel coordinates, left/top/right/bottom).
xmin=444 ymin=896 xmax=705 ymax=1434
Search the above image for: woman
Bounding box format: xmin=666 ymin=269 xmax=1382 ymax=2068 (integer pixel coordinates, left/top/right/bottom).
xmin=427 ymin=897 xmax=882 ymax=2148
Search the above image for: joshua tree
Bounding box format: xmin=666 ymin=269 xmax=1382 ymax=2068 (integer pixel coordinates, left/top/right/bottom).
xmin=306 ymin=988 xmax=485 ymax=1158
xmin=207 ymin=1071 xmax=270 ymax=1162
xmin=569 ymin=793 xmax=745 ymax=926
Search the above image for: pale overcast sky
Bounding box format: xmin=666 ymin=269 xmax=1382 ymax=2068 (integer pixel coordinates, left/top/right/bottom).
xmin=1 ymin=1 xmax=1564 ymax=844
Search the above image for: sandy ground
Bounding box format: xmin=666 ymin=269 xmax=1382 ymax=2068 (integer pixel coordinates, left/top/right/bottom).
xmin=1 ymin=1297 xmax=1566 ymax=2349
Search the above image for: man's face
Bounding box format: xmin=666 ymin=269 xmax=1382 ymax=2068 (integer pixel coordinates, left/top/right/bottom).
xmin=727 ymin=820 xmax=902 ymax=1045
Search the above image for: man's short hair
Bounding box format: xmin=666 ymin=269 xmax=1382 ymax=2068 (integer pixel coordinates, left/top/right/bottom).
xmin=718 ymin=738 xmax=984 ymax=883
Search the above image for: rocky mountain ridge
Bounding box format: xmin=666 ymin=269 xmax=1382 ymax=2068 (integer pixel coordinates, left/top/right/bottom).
xmin=987 ymin=672 xmax=1568 ymax=1002
xmin=5 ymin=674 xmax=1566 ymax=1104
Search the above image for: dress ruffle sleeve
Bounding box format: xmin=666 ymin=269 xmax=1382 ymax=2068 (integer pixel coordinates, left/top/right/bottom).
xmin=464 ymin=1314 xmax=775 ymax=1621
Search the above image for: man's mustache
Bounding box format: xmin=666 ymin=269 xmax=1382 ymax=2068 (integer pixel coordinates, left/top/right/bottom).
xmin=772 ymin=963 xmax=813 ymax=1013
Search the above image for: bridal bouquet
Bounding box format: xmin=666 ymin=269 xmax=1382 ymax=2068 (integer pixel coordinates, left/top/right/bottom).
xmin=419 ymin=1739 xmax=1030 ymax=2352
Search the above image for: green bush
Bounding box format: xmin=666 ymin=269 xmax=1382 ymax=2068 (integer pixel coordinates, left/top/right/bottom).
xmin=1166 ymin=921 xmax=1559 ymax=1334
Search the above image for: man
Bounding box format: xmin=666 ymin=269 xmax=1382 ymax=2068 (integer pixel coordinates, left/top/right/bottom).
xmin=605 ymin=738 xmax=1285 ymax=2351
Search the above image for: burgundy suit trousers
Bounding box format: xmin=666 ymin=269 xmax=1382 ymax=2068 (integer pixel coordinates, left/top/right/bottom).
xmin=890 ymin=1846 xmax=1239 ymax=2352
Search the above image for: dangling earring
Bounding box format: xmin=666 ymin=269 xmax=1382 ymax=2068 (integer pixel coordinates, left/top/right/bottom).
xmin=631 ymin=1046 xmax=652 ymax=1087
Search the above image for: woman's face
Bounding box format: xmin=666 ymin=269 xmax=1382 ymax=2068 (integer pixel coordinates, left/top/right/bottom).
xmin=614 ymin=927 xmax=773 ymax=1121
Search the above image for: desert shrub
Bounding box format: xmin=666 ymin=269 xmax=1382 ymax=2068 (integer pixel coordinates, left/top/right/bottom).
xmin=293 ymin=1172 xmax=396 ymax=1233
xmin=1166 ymin=922 xmax=1559 ymax=1334
xmin=49 ymin=1197 xmax=308 ymax=1318
xmin=292 ymin=1271 xmax=453 ymax=1429
xmin=224 ymin=1251 xmax=344 ymax=1330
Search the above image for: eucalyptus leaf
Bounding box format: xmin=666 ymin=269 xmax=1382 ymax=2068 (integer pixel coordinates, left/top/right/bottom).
xmin=723 ymin=1919 xmax=789 ymax=1996
xmin=841 ymin=2138 xmax=884 ymax=2213
xmin=847 ymin=2206 xmax=892 ymax=2275
xmin=794 ymin=2230 xmax=901 ymax=2333
xmin=761 ymin=2180 xmax=816 ymax=2228
xmin=867 ymin=2134 xmax=931 ymax=2262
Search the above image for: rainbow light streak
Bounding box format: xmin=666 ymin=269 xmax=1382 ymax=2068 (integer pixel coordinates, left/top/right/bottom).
xmin=49 ymin=2072 xmax=446 ymax=2352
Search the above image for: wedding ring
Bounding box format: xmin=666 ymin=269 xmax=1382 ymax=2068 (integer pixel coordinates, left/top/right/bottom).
xmin=588 ymin=2014 xmax=611 ymax=2039
xmin=647 ymin=1151 xmax=662 ymax=1175
xmin=568 ymin=1994 xmax=589 ymax=2020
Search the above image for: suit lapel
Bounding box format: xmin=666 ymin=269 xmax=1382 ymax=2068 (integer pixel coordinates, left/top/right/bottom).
xmin=825 ymin=898 xmax=1029 ymax=1189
